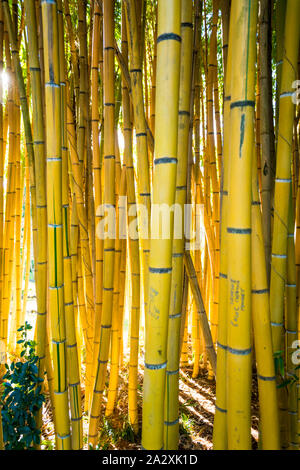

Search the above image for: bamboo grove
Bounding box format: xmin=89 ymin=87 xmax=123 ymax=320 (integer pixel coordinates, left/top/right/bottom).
xmin=0 ymin=0 xmax=298 ymax=452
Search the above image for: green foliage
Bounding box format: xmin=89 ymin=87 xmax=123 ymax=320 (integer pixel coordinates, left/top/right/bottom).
xmin=179 ymin=413 xmax=194 ymax=436
xmin=1 ymin=322 xmax=45 ymax=450
xmin=119 ymin=419 xmax=135 ymax=443
xmin=114 ymin=0 xmax=122 ymax=44
xmin=273 ymin=352 xmax=299 ymax=390
xmin=95 ymin=416 xmax=136 ymax=450
xmin=274 ymin=351 xmax=285 ymax=378
xmin=41 ymin=438 xmax=54 ymax=451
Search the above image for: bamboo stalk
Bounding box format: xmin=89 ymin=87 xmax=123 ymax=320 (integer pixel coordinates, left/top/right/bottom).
xmin=164 ymin=0 xmax=194 ymax=450
xmin=89 ymin=0 xmax=115 ymax=447
xmin=269 ymin=0 xmax=300 ymax=449
xmin=226 ymin=0 xmax=258 ymax=450
xmin=41 ymin=0 xmax=71 ymax=449
xmin=142 ymin=0 xmax=181 ymax=450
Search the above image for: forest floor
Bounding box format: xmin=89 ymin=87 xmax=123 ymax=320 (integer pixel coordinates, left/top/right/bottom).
xmin=40 ymin=340 xmax=260 ymax=450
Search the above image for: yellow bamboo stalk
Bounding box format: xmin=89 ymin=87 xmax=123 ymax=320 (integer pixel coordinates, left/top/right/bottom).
xmin=57 ymin=0 xmax=82 ymax=449
xmin=269 ymin=0 xmax=300 ymax=449
xmin=251 ymin=147 xmax=280 ymax=450
xmin=70 ymin=196 xmax=81 ymax=369
xmin=213 ymin=0 xmax=235 ymax=449
xmin=88 ymin=0 xmax=115 ymax=447
xmin=164 ymin=0 xmax=194 ymax=450
xmin=226 ymin=0 xmax=258 ymax=450
xmin=206 ymin=4 xmax=220 ymax=365
xmin=150 ymin=7 xmax=157 ymax=137
xmin=64 ymin=0 xmax=79 ymax=105
xmin=0 ymin=4 xmax=3 ymax=361
xmin=259 ymin=0 xmax=274 ymax=283
xmin=12 ymin=78 xmax=21 ymax=355
xmin=20 ymin=149 xmax=30 ymax=331
xmin=45 ymin=325 xmax=56 ymax=432
xmin=124 ymin=0 xmax=151 ymax=315
xmin=275 ymin=0 xmax=286 ymax=133
xmin=1 ymin=44 xmax=16 ymax=348
xmin=142 ymin=0 xmax=181 ymax=450
xmin=105 ymin=166 xmax=126 ymax=417
xmin=2 ymin=2 xmax=38 ymax=344
xmin=285 ymin=192 xmax=298 ymax=449
xmin=91 ymin=0 xmax=103 ymax=396
xmin=184 ymin=252 xmax=217 ymax=368
xmin=118 ymin=10 xmax=141 ymax=430
xmin=118 ymin=235 xmax=127 ymax=370
xmin=23 ymin=1 xmax=48 ymax=434
xmin=41 ymin=0 xmax=71 ymax=450
xmin=180 ymin=306 xmax=189 ymax=367
xmin=66 ymin=82 xmax=95 ymax=411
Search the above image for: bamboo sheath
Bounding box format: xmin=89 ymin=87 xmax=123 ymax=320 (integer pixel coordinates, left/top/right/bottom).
xmin=41 ymin=0 xmax=71 ymax=450
xmin=226 ymin=0 xmax=258 ymax=450
xmin=142 ymin=0 xmax=181 ymax=450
